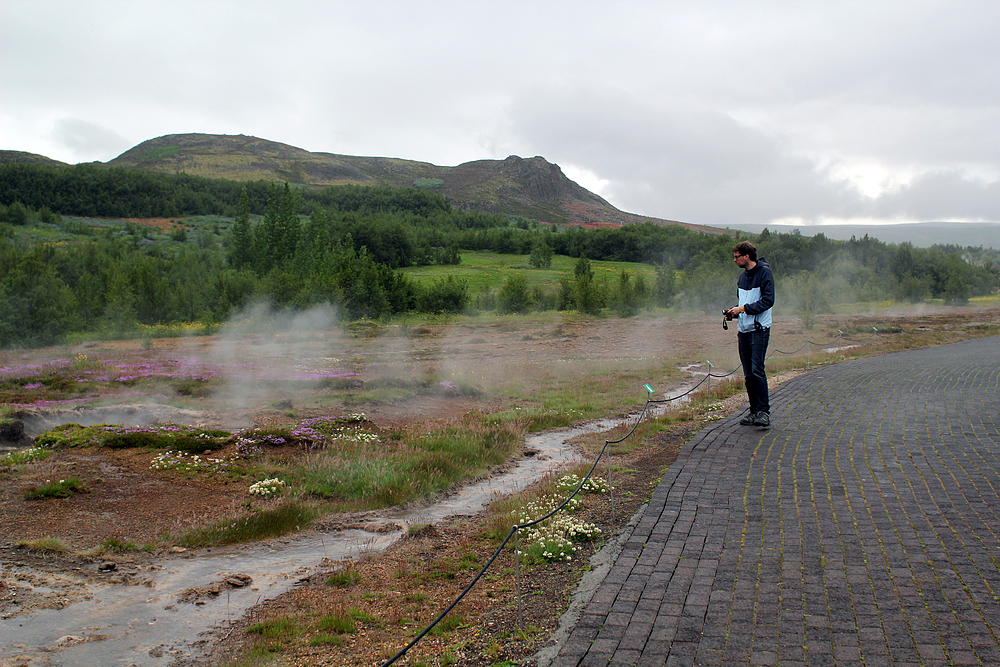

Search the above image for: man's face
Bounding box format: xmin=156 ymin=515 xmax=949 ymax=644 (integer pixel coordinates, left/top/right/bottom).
xmin=733 ymin=252 xmax=750 ymax=269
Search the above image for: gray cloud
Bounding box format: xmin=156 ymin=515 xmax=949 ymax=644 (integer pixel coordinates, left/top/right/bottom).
xmin=51 ymin=119 xmax=131 ymax=163
xmin=507 ymin=86 xmax=860 ymax=225
xmin=1 ymin=0 xmax=999 ymax=227
xmin=873 ymin=172 xmax=1000 ymax=221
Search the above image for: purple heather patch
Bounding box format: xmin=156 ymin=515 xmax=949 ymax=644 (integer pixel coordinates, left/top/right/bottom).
xmin=8 ymin=397 xmax=93 ymax=409
xmin=1 ymin=349 xmax=362 ymax=389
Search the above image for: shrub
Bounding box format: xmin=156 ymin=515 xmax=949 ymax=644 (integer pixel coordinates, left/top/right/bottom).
xmin=497 ymin=274 xmax=534 ymax=313
xmin=246 ymin=616 xmax=298 ymax=639
xmin=174 ymin=502 xmax=317 ymax=548
xmin=0 ymin=447 xmax=52 ymax=466
xmin=23 ymin=477 xmax=89 ymax=500
xmin=16 ymin=536 xmax=69 ymax=553
xmin=326 ymin=569 xmax=361 ymax=588
xmin=417 ymin=275 xmax=469 ymax=313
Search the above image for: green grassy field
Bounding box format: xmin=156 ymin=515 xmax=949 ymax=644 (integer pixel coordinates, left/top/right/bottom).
xmin=400 ymin=250 xmax=658 ymax=293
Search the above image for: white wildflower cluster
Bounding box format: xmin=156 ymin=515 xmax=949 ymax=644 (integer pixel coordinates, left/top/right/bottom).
xmin=249 ymin=477 xmax=286 ymax=497
xmin=514 ymin=488 xmax=601 ymax=564
xmin=555 ymin=473 xmax=610 ymax=496
xmin=333 ymin=430 xmax=379 ymax=444
xmin=518 ymin=514 xmax=602 ymax=563
xmin=516 ymin=493 xmax=580 ymax=524
xmin=149 ymin=450 xmax=231 ymax=473
xmin=522 ymin=522 xmax=576 ymax=562
xmin=0 ymin=447 xmax=51 ymax=466
xmin=151 ymin=450 xmax=202 ymax=471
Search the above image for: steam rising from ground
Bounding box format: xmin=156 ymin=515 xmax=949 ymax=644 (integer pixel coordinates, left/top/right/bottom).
xmin=194 ymin=301 xmax=344 ymax=410
xmin=5 ymin=291 xmax=977 ymax=439
xmin=188 ymin=300 xmax=453 ymax=420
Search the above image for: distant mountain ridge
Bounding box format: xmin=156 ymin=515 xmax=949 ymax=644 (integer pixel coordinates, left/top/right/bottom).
xmin=95 ymin=133 xmax=717 ymax=232
xmin=0 ymin=150 xmax=68 ymax=168
xmin=734 ymin=222 xmax=1000 ymax=250
xmin=5 ymin=136 xmax=993 ymax=249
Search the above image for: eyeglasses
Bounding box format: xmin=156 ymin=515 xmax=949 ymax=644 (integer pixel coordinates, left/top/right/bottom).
xmin=733 ymin=254 xmax=746 ymax=260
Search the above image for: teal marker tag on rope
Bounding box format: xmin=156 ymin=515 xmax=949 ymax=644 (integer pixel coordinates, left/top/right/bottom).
xmin=643 ymin=384 xmax=654 ymax=394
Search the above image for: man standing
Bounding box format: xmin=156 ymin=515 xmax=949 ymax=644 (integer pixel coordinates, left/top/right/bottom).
xmin=726 ymin=241 xmax=775 ymax=428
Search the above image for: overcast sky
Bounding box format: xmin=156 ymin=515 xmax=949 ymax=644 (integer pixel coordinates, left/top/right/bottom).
xmin=2 ymin=1 xmax=999 ymax=229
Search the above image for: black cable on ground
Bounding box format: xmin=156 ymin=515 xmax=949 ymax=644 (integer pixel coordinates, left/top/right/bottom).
xmin=382 ymin=388 xmax=698 ymax=665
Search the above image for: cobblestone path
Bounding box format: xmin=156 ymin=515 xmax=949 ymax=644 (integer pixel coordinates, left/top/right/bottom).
xmin=553 ymin=336 xmax=1000 ymax=666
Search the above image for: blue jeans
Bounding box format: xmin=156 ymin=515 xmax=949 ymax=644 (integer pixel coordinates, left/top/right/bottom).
xmin=738 ymin=328 xmax=770 ymax=415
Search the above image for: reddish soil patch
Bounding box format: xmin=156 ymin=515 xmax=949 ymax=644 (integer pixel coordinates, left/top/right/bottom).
xmin=0 ymin=446 xmax=247 ymax=553
xmin=121 ymin=217 xmax=187 ymax=230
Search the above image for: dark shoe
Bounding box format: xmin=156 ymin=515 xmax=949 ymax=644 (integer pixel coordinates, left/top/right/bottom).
xmin=753 ymin=412 xmax=771 ymax=428
xmin=739 ymin=412 xmax=757 ymax=425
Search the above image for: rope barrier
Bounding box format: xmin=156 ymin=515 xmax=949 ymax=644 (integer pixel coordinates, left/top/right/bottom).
xmin=381 ymin=386 xmax=694 ymax=665
xmin=382 ymin=323 xmax=913 ymax=665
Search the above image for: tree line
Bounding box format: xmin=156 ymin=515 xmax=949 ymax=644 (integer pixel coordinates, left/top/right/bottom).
xmin=0 ymin=162 xmax=457 ymax=219
xmin=0 ymin=163 xmax=997 ymax=348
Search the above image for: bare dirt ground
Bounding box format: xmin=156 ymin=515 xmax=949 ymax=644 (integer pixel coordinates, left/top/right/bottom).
xmin=2 ymin=306 xmax=998 ymax=666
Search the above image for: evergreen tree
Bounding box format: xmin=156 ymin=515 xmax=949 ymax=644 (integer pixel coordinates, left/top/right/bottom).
xmin=497 ymin=274 xmax=534 ymax=314
xmin=228 ymin=185 xmax=254 ymax=270
xmin=103 ymin=266 xmax=138 ymax=335
xmin=613 ymin=270 xmax=640 ymax=317
xmin=275 ymin=182 xmax=300 ymax=264
xmin=654 ymin=262 xmax=677 ymax=307
xmin=573 ymin=257 xmax=603 ymax=315
xmin=529 ymin=240 xmax=554 ymax=269
xmin=253 ymin=184 xmax=281 ymax=274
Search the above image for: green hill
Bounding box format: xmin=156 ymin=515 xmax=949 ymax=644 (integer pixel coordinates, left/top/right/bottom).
xmin=0 ymin=150 xmax=69 ymax=168
xmin=101 ymin=133 xmax=717 ymax=231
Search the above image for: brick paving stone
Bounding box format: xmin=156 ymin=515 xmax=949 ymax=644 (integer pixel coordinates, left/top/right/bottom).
xmin=547 ymin=336 xmax=1000 ymax=667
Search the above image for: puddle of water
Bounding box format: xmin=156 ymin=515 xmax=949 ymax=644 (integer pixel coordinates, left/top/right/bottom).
xmin=18 ymin=404 xmax=208 ymax=439
xmin=0 ymin=530 xmax=393 ymax=666
xmin=821 ymin=344 xmax=860 ymax=354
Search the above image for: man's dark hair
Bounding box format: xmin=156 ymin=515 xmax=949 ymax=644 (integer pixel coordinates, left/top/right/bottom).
xmin=732 ymin=241 xmax=757 ymax=261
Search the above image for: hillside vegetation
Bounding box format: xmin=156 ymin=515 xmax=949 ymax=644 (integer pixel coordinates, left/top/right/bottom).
xmin=0 ymin=134 xmax=998 ymax=348
xmin=107 ymin=133 xmax=658 ymax=227
xmin=0 ymin=169 xmax=997 ymax=349
xmin=3 ymin=133 xmax=721 ymax=230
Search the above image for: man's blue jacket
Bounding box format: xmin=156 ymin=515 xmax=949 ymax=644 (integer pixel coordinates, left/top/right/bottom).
xmin=736 ymin=257 xmax=774 ymax=333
